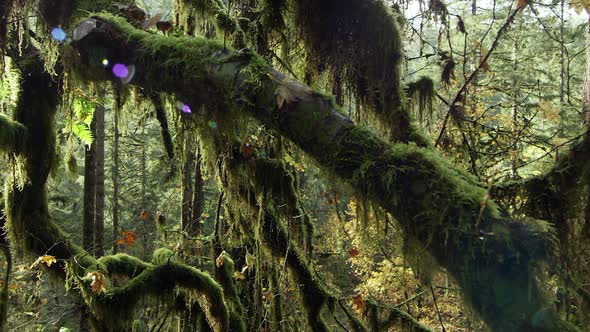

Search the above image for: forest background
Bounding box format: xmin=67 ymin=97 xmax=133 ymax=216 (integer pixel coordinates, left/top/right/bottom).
xmin=1 ymin=0 xmax=590 ymax=331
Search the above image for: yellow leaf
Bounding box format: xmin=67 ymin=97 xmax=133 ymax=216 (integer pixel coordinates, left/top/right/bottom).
xmin=215 ymin=252 xmax=225 ymax=268
xmin=233 ymin=271 xmax=246 ymax=281
xmin=30 ymin=255 xmax=57 ymax=269
xmin=89 ymin=271 xmax=106 ymax=294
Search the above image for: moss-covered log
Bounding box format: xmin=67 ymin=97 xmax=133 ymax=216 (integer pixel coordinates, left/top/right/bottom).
xmin=70 ymin=17 xmax=579 ymax=331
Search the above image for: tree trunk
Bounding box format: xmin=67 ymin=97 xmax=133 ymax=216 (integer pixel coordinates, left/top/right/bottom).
xmin=583 ymin=20 xmax=590 ymax=124
xmin=181 ymin=137 xmax=196 ymax=235
xmin=83 ymin=112 xmax=96 ymax=253
xmin=94 ymin=105 xmax=105 ymax=257
xmin=112 ymin=98 xmax=120 ymax=254
xmin=191 ymin=143 xmax=204 ymax=235
xmin=141 ymin=123 xmax=149 ymax=260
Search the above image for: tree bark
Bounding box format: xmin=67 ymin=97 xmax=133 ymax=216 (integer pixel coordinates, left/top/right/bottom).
xmin=181 ymin=137 xmax=195 ymax=235
xmin=94 ymin=105 xmax=105 ymax=257
xmin=112 ymin=97 xmax=120 ymax=254
xmin=191 ymin=144 xmax=204 ymax=236
xmin=83 ymin=112 xmax=96 ymax=253
xmin=70 ymin=17 xmax=580 ymax=331
xmin=141 ymin=123 xmax=149 ymax=260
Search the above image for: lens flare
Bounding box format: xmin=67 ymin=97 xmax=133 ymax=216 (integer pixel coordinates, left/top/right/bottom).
xmin=112 ymin=64 xmax=129 ymax=78
xmin=101 ymin=59 xmax=109 ymax=66
xmin=51 ymin=27 xmax=67 ymax=42
xmin=207 ymin=121 xmax=218 ymax=129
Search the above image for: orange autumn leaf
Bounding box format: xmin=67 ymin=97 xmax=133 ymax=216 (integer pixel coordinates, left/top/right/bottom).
xmin=89 ymin=271 xmax=106 ymax=294
xmin=116 ymin=230 xmax=136 ymax=246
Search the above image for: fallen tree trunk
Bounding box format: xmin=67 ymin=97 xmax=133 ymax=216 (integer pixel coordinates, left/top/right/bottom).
xmin=69 ymin=16 xmax=579 ymax=331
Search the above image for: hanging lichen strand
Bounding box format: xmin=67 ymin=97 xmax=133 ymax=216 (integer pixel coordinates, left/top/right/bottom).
xmin=291 ymin=0 xmax=426 ymax=145
xmin=175 ymin=0 xmax=246 ymax=47
xmin=406 ymin=76 xmax=436 ymax=127
xmin=69 ymin=16 xmax=582 ymax=331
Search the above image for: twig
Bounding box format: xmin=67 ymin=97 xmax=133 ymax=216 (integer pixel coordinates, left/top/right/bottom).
xmin=430 ymin=286 xmax=446 ymax=332
xmin=435 ymin=6 xmax=524 ymax=147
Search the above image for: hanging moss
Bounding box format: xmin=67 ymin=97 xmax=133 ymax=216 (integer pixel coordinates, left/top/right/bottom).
xmin=291 ymin=0 xmax=422 ymax=143
xmin=260 ymin=0 xmax=288 ymax=32
xmin=0 ymin=0 xmax=12 ymax=53
xmin=179 ymin=0 xmax=246 ymax=48
xmin=405 ymin=76 xmax=435 ymax=126
xmin=147 ymin=91 xmax=175 ymax=159
xmin=0 ymin=114 xmax=27 ymax=154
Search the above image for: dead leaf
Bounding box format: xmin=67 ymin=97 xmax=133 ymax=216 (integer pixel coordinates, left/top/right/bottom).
xmin=140 ymin=210 xmax=150 ymax=221
xmin=156 ymin=21 xmax=174 ymax=32
xmin=351 ymin=293 xmax=366 ymax=315
xmin=517 ymin=0 xmax=528 ymax=8
xmin=348 ymin=247 xmax=359 ymax=258
xmin=30 ymin=255 xmax=57 ymax=269
xmin=142 ymin=12 xmax=164 ymax=30
xmin=89 ymin=271 xmax=106 ymax=294
xmin=116 ymin=230 xmax=136 ymax=246
xmin=215 ymin=252 xmax=225 ymax=268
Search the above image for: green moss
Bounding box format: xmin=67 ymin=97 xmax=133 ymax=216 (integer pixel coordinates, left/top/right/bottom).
xmin=292 ymin=0 xmax=418 ymax=142
xmin=180 ymin=0 xmax=246 ymax=48
xmin=214 ymin=251 xmax=246 ymax=332
xmin=152 ymin=247 xmax=174 ymax=265
xmin=99 ymin=253 xmax=151 ymax=277
xmin=87 ymin=262 xmax=229 ymax=331
xmin=405 ymin=76 xmax=435 ymax=126
xmin=0 ymin=114 xmax=27 ymax=154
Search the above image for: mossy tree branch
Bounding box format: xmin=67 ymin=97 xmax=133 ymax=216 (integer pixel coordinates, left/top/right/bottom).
xmin=82 ymin=256 xmax=230 ymax=331
xmin=69 ymin=16 xmax=579 ymax=331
